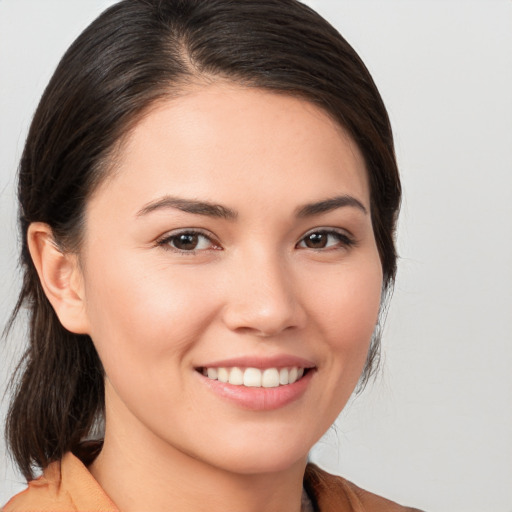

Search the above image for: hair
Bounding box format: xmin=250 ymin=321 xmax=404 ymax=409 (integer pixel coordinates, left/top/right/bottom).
xmin=5 ymin=0 xmax=401 ymax=480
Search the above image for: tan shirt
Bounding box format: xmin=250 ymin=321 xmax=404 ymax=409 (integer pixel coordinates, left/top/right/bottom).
xmin=3 ymin=452 xmax=423 ymax=512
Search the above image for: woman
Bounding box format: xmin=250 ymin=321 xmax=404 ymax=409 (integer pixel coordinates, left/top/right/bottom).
xmin=3 ymin=0 xmax=422 ymax=510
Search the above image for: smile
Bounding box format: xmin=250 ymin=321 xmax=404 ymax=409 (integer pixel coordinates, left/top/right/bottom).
xmin=199 ymin=366 xmax=306 ymax=388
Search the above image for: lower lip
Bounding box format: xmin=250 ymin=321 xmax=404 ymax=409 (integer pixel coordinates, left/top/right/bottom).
xmin=198 ymin=369 xmax=314 ymax=411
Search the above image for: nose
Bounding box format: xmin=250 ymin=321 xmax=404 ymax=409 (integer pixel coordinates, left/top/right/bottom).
xmin=221 ymin=250 xmax=306 ymax=337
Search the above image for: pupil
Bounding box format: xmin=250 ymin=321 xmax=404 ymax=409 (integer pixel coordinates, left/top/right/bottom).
xmin=306 ymin=233 xmax=326 ymax=248
xmin=175 ymin=233 xmax=198 ymax=250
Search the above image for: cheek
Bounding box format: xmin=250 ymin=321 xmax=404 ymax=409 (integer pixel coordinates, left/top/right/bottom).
xmin=308 ymin=256 xmax=383 ymax=367
xmin=80 ymin=253 xmax=219 ymax=381
xmin=290 ymin=255 xmax=383 ymax=436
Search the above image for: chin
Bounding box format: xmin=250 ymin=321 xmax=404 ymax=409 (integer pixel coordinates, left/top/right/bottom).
xmin=197 ymin=434 xmax=314 ymax=476
xmin=217 ymin=451 xmax=308 ymax=476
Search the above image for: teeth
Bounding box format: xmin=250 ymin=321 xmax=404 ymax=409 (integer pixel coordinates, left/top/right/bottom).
xmin=243 ymin=368 xmax=262 ymax=387
xmin=202 ymin=366 xmax=306 ymax=387
xmin=262 ymin=368 xmax=280 ymax=388
xmin=217 ymin=367 xmax=229 ymax=383
xmin=228 ymin=367 xmax=244 ymax=385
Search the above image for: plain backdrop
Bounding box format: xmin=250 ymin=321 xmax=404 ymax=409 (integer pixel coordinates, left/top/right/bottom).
xmin=1 ymin=1 xmax=511 ymax=511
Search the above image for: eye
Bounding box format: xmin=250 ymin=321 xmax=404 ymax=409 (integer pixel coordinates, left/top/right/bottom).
xmin=297 ymin=229 xmax=354 ymax=250
xmin=157 ymin=230 xmax=220 ymax=253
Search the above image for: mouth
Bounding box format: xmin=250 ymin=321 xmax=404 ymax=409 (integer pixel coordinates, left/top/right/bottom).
xmin=196 ymin=366 xmax=310 ymax=388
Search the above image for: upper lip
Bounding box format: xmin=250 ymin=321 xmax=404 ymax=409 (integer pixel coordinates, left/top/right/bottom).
xmin=196 ymin=355 xmax=316 ymax=370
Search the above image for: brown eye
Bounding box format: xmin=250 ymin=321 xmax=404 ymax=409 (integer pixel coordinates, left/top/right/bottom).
xmin=173 ymin=233 xmax=200 ymax=250
xmin=304 ymin=232 xmax=328 ymax=249
xmin=297 ymin=230 xmax=354 ymax=250
xmin=158 ymin=231 xmax=218 ymax=252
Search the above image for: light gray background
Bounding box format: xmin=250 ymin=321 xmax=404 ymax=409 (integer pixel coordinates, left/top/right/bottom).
xmin=1 ymin=1 xmax=511 ymax=511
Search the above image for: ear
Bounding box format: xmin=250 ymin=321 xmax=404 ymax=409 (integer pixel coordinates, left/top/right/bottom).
xmin=27 ymin=222 xmax=90 ymax=334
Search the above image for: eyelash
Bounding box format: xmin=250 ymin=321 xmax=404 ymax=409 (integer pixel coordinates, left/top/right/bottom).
xmin=156 ymin=230 xmax=220 ymax=254
xmin=156 ymin=228 xmax=356 ymax=254
xmin=296 ymin=229 xmax=356 ymax=251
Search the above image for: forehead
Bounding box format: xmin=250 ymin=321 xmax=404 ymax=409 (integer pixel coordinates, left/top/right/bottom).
xmin=91 ymin=83 xmax=370 ymax=215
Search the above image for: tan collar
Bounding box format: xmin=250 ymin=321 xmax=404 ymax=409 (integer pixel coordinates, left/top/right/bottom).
xmin=4 ymin=449 xmax=420 ymax=512
xmin=3 ymin=451 xmax=118 ymax=512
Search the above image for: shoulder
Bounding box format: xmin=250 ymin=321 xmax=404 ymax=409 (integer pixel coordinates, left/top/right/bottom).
xmin=2 ymin=452 xmax=118 ymax=512
xmin=304 ymin=463 xmax=424 ymax=512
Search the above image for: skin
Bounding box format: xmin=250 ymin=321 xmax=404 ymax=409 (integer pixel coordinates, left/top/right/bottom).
xmin=30 ymin=83 xmax=383 ymax=512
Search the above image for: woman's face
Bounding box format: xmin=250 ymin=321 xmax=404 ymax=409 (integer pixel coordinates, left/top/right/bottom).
xmin=77 ymin=83 xmax=383 ymax=474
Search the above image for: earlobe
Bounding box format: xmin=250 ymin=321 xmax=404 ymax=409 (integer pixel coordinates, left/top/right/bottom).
xmin=27 ymin=222 xmax=90 ymax=334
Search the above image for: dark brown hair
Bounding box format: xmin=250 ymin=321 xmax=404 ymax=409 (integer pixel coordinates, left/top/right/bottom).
xmin=6 ymin=0 xmax=400 ymax=480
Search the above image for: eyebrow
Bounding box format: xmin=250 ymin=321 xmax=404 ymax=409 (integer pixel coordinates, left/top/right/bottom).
xmin=136 ymin=194 xmax=367 ymax=220
xmin=296 ymin=195 xmax=368 ymax=217
xmin=137 ymin=196 xmax=238 ymax=219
